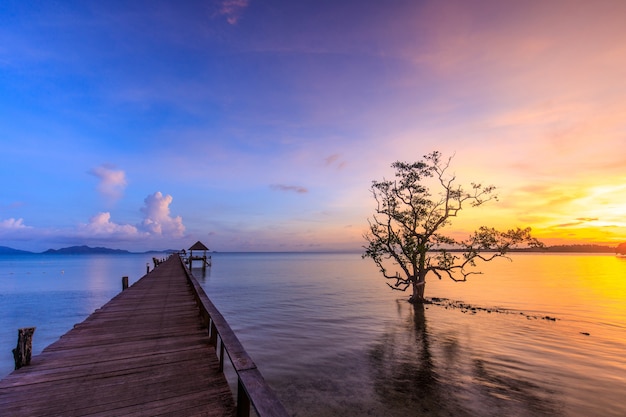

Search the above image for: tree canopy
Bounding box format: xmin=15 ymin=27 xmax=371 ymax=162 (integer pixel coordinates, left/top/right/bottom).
xmin=363 ymin=151 xmax=542 ymax=304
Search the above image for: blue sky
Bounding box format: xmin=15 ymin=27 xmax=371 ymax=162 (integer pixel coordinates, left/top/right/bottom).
xmin=1 ymin=0 xmax=626 ymax=252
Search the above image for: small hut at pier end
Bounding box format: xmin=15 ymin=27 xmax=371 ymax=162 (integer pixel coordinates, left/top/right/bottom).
xmin=616 ymin=242 xmax=626 ymax=257
xmin=188 ymin=241 xmax=212 ymax=270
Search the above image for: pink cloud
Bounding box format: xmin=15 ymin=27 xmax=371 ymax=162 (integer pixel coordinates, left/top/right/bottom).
xmin=79 ymin=212 xmax=139 ymax=237
xmin=216 ymin=0 xmax=249 ymax=25
xmin=324 ymin=154 xmax=347 ymax=170
xmin=89 ymin=164 xmax=127 ymax=203
xmin=325 ymin=154 xmax=340 ymax=166
xmin=270 ymin=184 xmax=308 ymax=194
xmin=140 ymin=192 xmax=185 ymax=237
xmin=0 ymin=218 xmax=30 ymax=229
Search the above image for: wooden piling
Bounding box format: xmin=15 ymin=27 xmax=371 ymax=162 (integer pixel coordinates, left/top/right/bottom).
xmin=12 ymin=327 xmax=35 ymax=370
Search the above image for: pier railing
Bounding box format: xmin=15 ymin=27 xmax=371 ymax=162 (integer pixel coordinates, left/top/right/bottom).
xmin=179 ymin=255 xmax=290 ymax=417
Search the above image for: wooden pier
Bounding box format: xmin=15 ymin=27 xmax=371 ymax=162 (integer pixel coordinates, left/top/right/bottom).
xmin=0 ymin=254 xmax=289 ymax=417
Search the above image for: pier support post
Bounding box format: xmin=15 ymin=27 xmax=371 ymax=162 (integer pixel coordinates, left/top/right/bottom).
xmin=12 ymin=327 xmax=36 ymax=370
xmin=122 ymin=276 xmax=129 ymax=291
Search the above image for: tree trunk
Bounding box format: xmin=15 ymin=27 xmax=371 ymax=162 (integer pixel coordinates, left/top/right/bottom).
xmin=409 ymin=279 xmax=426 ymax=304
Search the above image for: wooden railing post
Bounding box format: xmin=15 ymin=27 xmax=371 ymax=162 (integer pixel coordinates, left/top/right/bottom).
xmin=237 ymin=378 xmax=251 ymax=417
xmin=209 ymin=320 xmax=218 ymax=347
xmin=12 ymin=327 xmax=36 ymax=370
xmin=218 ymin=339 xmax=225 ymax=372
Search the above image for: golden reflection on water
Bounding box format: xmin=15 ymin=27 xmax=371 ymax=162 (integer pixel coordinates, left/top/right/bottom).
xmin=418 ymin=253 xmax=626 ymax=417
xmin=427 ymin=254 xmax=626 ymax=324
xmin=577 ymin=256 xmax=626 ymax=312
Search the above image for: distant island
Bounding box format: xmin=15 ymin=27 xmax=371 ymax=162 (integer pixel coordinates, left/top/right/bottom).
xmin=0 ymin=245 xmax=170 ymax=255
xmin=0 ymin=246 xmax=34 ymax=255
xmin=43 ymin=245 xmax=132 ymax=255
xmin=512 ymin=244 xmax=618 ymax=253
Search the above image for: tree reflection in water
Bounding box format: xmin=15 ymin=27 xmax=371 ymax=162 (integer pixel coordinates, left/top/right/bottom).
xmin=369 ymin=302 xmax=560 ymax=417
xmin=369 ymin=302 xmax=472 ymax=417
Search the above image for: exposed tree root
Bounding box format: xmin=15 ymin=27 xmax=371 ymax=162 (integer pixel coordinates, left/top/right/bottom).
xmin=427 ymin=297 xmax=559 ymax=321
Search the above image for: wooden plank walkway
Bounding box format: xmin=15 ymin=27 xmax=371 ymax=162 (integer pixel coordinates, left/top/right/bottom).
xmin=0 ymin=255 xmax=236 ymax=417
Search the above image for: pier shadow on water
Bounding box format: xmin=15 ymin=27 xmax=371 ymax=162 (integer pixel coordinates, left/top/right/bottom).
xmin=191 ymin=266 xmax=210 ymax=282
xmin=368 ymin=302 xmax=561 ymax=417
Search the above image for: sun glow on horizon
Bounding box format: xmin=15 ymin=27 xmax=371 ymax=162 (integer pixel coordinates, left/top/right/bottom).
xmin=511 ymin=180 xmax=626 ymax=246
xmin=433 ymin=171 xmax=626 ymax=248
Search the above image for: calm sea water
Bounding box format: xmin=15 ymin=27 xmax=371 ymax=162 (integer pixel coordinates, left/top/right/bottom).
xmin=0 ymin=253 xmax=153 ymax=376
xmin=1 ymin=253 xmax=625 ymax=417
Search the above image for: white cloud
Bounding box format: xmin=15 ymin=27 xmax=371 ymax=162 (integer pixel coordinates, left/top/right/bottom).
xmin=89 ymin=164 xmax=127 ymax=202
xmin=80 ymin=212 xmax=139 ymax=237
xmin=0 ymin=218 xmax=30 ymax=229
xmin=140 ymin=192 xmax=185 ymax=237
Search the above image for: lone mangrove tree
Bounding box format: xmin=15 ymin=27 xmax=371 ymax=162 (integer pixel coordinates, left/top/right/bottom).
xmin=363 ymin=151 xmax=542 ymax=304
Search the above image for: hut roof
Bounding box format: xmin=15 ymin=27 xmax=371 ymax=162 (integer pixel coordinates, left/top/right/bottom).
xmin=189 ymin=241 xmax=209 ymax=251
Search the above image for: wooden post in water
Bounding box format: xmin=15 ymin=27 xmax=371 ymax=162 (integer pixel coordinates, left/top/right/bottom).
xmin=12 ymin=327 xmax=35 ymax=370
xmin=122 ymin=276 xmax=129 ymax=291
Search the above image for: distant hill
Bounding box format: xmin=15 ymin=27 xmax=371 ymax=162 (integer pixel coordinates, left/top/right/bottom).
xmin=515 ymin=244 xmax=617 ymax=253
xmin=43 ymin=245 xmax=132 ymax=255
xmin=0 ymin=246 xmax=34 ymax=254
